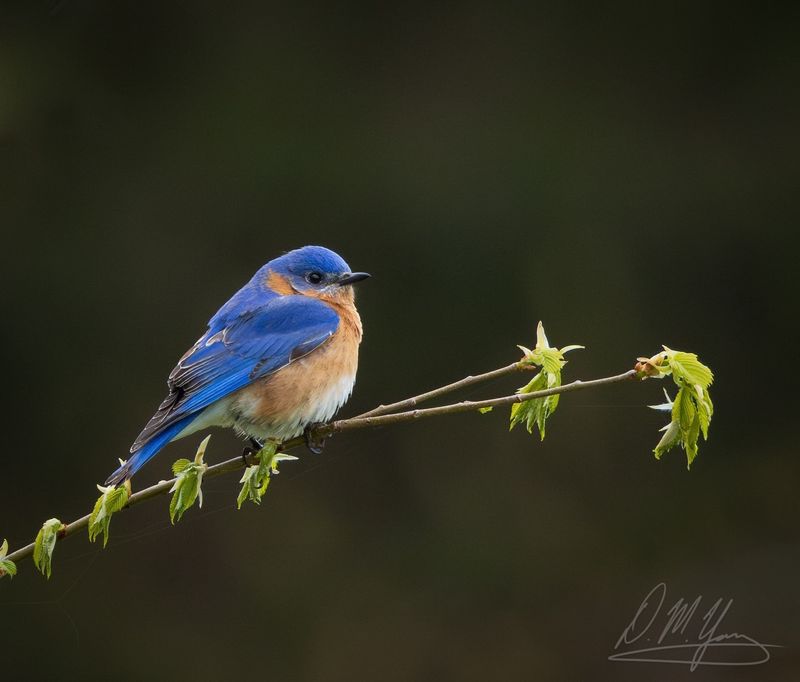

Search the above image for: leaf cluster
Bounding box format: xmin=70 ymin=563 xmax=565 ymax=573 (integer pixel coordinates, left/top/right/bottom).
xmin=648 ymin=347 xmax=714 ymax=468
xmin=0 ymin=539 xmax=16 ymax=579
xmin=509 ymin=321 xmax=583 ymax=439
xmin=237 ymin=441 xmax=297 ymax=509
xmin=169 ymin=435 xmax=211 ymax=523
xmin=33 ymin=518 xmax=64 ymax=579
xmin=88 ymin=484 xmax=129 ymax=546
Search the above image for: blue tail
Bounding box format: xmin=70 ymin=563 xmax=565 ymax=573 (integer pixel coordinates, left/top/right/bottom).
xmin=105 ymin=414 xmax=197 ymax=486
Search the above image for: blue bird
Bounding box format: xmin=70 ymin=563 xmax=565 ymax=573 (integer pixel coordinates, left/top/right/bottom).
xmin=106 ymin=246 xmax=369 ymax=485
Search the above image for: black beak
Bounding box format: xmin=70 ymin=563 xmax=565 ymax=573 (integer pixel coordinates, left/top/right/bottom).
xmin=337 ymin=272 xmax=371 ymax=286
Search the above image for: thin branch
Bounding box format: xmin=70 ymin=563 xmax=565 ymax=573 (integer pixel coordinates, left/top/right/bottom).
xmin=332 ymin=369 xmax=638 ymax=433
xmin=355 ymin=361 xmax=529 ymax=418
xmin=5 ymin=453 xmax=261 ymax=566
xmin=4 ymin=367 xmax=639 ymax=567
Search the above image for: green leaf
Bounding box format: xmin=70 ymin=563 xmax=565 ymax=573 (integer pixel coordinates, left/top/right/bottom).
xmin=537 ymin=348 xmax=565 ymax=375
xmin=560 ymin=344 xmax=585 ymax=354
xmin=88 ymin=484 xmax=129 ymax=547
xmin=171 ymin=458 xmax=192 ymax=475
xmin=653 ymin=419 xmax=681 ymax=460
xmin=685 ymin=409 xmax=701 ymax=468
xmin=673 ymin=384 xmax=696 ymax=432
xmin=510 ymin=370 xmax=552 ymax=439
xmin=236 ymin=441 xmax=298 ymax=509
xmin=169 ymin=435 xmax=211 ymax=524
xmin=237 ymin=463 xmax=270 ymax=509
xmin=477 ymin=406 xmax=493 ymax=414
xmin=694 ymin=384 xmax=714 ymax=440
xmin=510 ymin=322 xmax=583 ymax=440
xmin=33 ymin=518 xmax=63 ymax=579
xmin=664 ymin=347 xmax=714 ymax=389
xmin=536 ymin=321 xmax=550 ymax=349
xmin=0 ymin=539 xmax=17 ymax=579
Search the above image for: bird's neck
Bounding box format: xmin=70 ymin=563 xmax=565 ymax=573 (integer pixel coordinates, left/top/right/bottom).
xmin=321 ymin=289 xmax=363 ymax=341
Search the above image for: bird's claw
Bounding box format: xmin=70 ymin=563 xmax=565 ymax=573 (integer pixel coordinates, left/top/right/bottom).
xmin=304 ymin=423 xmax=327 ymax=455
xmin=242 ymin=437 xmax=266 ymax=465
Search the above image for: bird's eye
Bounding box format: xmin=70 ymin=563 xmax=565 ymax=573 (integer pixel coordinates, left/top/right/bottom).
xmin=306 ymin=272 xmax=323 ymax=284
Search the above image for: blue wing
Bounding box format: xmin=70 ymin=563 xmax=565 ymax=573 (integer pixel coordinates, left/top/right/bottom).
xmin=106 ymin=294 xmax=339 ymax=484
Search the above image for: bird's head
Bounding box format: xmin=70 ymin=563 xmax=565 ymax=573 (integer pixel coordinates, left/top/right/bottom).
xmin=263 ymin=245 xmax=370 ymax=304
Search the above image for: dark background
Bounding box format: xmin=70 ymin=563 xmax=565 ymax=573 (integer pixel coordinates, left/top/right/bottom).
xmin=1 ymin=3 xmax=798 ymax=680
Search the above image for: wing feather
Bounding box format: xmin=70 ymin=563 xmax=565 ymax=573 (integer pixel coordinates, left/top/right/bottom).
xmin=131 ymin=295 xmax=339 ymax=453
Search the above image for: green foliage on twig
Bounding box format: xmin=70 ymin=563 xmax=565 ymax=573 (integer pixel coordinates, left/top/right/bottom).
xmin=510 ymin=321 xmax=584 ymax=439
xmin=33 ymin=519 xmax=64 ymax=579
xmin=169 ymin=435 xmax=211 ymax=524
xmin=237 ymin=440 xmax=297 ymax=509
xmin=0 ymin=318 xmax=719 ymax=578
xmin=0 ymin=539 xmax=17 ymax=579
xmin=88 ymin=484 xmax=129 ymax=547
xmin=641 ymin=347 xmax=714 ymax=468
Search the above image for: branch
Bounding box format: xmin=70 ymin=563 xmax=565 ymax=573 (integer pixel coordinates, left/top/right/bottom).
xmin=354 ymin=361 xmax=529 ymax=418
xmin=4 ymin=366 xmax=638 ymax=568
xmin=333 ymin=370 xmax=637 ymax=433
xmin=2 ymin=323 xmax=716 ymax=580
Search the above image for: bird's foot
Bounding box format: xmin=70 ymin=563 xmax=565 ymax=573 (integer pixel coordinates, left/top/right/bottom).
xmin=304 ymin=423 xmax=327 ymax=455
xmin=241 ymin=438 xmax=263 ymax=466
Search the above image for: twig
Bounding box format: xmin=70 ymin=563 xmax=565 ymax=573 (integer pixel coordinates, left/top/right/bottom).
xmin=4 ymin=367 xmax=638 ymax=567
xmin=355 ymin=361 xmax=529 ymax=418
xmin=332 ymin=370 xmax=637 ymax=433
xmin=5 ymin=453 xmax=261 ymax=566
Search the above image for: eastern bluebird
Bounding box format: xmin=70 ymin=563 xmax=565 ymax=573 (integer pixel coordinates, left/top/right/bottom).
xmin=105 ymin=245 xmax=369 ymax=485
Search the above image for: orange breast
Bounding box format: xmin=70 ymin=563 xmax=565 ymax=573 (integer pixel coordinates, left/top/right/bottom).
xmin=230 ymin=300 xmax=363 ymax=441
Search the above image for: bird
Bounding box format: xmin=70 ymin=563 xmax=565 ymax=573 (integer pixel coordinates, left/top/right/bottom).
xmin=105 ymin=245 xmax=369 ymax=486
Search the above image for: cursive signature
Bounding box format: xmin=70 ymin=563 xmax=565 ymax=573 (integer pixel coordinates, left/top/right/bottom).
xmin=609 ymin=582 xmax=781 ymax=671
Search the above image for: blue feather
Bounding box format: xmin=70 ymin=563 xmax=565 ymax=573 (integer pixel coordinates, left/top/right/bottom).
xmin=105 ymin=414 xmax=197 ymax=485
xmin=109 ymin=296 xmax=340 ymax=483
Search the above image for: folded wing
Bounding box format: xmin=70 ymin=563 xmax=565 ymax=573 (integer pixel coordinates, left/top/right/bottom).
xmin=131 ymin=295 xmax=340 ymax=455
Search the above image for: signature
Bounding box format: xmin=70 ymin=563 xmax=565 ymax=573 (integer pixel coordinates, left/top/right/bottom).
xmin=609 ymin=582 xmax=782 ymax=671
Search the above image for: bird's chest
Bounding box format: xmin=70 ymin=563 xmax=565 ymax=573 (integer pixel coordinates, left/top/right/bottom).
xmin=231 ymin=306 xmax=362 ymax=440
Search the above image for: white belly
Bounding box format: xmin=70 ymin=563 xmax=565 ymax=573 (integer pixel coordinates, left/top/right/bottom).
xmin=231 ymin=367 xmax=357 ymax=442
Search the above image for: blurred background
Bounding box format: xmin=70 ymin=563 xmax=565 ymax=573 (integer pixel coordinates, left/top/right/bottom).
xmin=1 ymin=2 xmax=798 ymax=680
